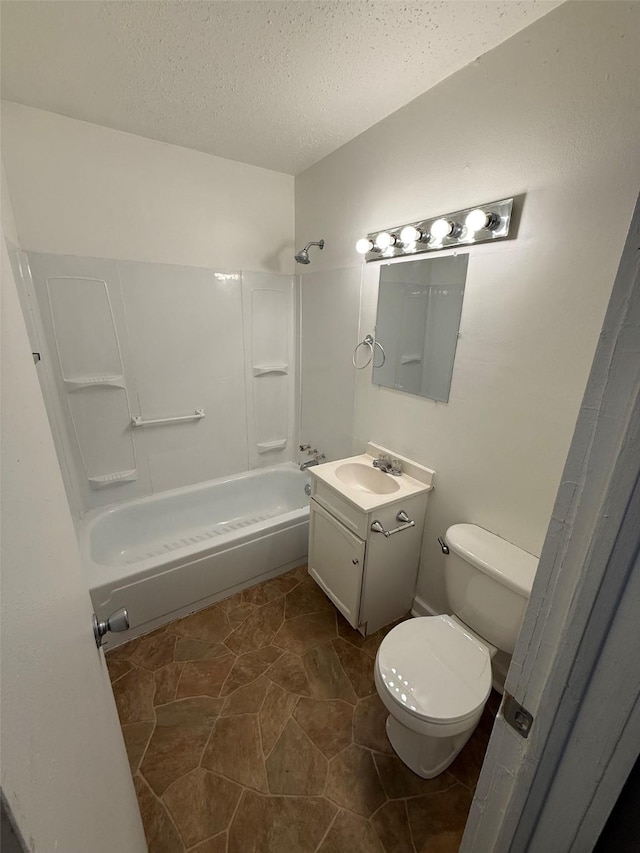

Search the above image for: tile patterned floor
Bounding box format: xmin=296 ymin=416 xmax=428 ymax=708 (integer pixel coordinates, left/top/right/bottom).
xmin=106 ymin=565 xmax=498 ymax=853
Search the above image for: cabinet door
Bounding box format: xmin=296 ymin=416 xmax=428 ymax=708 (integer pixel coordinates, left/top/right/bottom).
xmin=308 ymin=500 xmax=365 ymax=628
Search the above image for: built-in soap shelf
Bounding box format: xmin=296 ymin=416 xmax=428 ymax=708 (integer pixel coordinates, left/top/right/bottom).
xmin=400 ymin=355 xmax=422 ymax=365
xmin=88 ymin=469 xmax=137 ymax=489
xmin=64 ymin=374 xmax=126 ymax=391
xmin=256 ymin=439 xmax=288 ymax=454
xmin=252 ymin=364 xmax=289 ymax=377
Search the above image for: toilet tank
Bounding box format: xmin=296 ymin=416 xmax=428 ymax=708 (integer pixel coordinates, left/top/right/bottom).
xmin=444 ymin=524 xmax=538 ymax=655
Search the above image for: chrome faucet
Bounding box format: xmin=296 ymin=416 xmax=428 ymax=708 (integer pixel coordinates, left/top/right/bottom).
xmin=373 ymin=455 xmax=403 ymax=476
xmin=300 ymin=453 xmax=326 ymax=471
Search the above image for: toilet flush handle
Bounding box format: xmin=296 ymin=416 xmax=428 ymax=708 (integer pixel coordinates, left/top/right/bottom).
xmin=438 ymin=536 xmax=450 ymax=554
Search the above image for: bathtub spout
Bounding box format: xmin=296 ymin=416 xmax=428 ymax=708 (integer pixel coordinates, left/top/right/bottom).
xmin=300 ymin=453 xmax=326 ymax=471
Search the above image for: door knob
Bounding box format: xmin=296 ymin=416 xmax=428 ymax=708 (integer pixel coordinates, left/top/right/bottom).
xmin=93 ymin=608 xmax=129 ymax=648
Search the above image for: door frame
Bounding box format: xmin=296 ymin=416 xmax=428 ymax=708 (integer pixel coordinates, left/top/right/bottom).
xmin=462 ymin=195 xmax=640 ymax=851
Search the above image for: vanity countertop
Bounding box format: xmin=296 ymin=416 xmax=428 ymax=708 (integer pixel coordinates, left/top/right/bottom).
xmin=308 ymin=443 xmax=435 ymax=514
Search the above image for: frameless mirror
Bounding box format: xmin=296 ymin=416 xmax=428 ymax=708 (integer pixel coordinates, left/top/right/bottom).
xmin=373 ymin=254 xmax=468 ymax=402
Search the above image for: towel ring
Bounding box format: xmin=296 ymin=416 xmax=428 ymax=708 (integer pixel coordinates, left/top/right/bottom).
xmin=353 ymin=334 xmax=386 ymax=369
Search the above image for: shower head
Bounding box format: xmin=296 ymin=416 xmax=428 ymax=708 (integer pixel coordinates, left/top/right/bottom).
xmin=295 ymin=239 xmax=325 ymax=264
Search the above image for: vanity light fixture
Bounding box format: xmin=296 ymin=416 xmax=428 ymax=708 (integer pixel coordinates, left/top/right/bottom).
xmin=375 ymin=231 xmax=399 ymax=250
xmin=400 ymin=225 xmax=430 ymax=245
xmin=355 ymin=197 xmax=514 ymax=262
xmin=356 ymin=237 xmax=380 ymax=255
xmin=465 ymin=208 xmax=501 ymax=233
xmin=430 ymin=218 xmax=462 ymax=241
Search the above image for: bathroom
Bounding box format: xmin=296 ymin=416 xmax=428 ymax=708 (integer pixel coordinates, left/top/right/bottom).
xmin=2 ymin=1 xmax=640 ymax=852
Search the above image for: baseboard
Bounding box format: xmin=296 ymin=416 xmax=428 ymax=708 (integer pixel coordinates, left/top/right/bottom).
xmin=411 ymin=595 xmax=440 ymax=618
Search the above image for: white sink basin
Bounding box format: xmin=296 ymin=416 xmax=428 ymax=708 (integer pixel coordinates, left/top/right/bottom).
xmin=334 ymin=462 xmax=401 ymax=495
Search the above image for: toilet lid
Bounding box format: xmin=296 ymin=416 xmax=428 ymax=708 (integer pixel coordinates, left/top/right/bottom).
xmin=376 ymin=616 xmax=492 ymax=724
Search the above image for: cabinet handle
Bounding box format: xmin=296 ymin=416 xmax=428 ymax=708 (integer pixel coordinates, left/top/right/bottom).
xmin=352 ymin=559 xmax=359 ymax=565
xmin=370 ymin=510 xmax=415 ymax=538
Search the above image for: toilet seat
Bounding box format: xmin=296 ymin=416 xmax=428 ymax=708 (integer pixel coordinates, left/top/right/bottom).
xmin=375 ymin=615 xmax=492 ymax=726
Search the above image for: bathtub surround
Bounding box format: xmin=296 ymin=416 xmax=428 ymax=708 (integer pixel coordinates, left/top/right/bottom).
xmin=11 ymin=250 xmax=296 ymax=515
xmin=295 ymin=1 xmax=640 ymax=613
xmin=106 ymin=564 xmax=499 ymax=853
xmin=300 ymin=267 xmax=361 ymax=462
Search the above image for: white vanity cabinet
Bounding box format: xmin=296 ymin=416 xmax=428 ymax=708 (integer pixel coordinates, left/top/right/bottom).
xmin=308 ymin=448 xmax=433 ymax=635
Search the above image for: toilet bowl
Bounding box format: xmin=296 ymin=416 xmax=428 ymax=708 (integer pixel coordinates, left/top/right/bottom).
xmin=374 ymin=523 xmax=538 ymax=778
xmin=375 ymin=615 xmax=493 ymax=778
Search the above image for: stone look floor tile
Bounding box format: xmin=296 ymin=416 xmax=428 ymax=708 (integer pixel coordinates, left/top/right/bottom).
xmin=174 ymin=637 xmax=231 ymax=662
xmin=221 ymin=646 xmax=282 ymax=695
xmin=129 ymin=632 xmax=177 ymax=671
xmin=326 ymin=744 xmax=386 ymax=818
xmin=121 ymin=721 xmax=155 ymax=773
xmin=107 ymin=636 xmax=142 ymax=664
xmin=241 ymin=573 xmax=300 ymax=605
xmin=224 ymin=597 xmax=285 ymax=655
xmin=265 ymin=718 xmax=328 ymax=795
xmin=228 ymin=790 xmax=337 ymax=853
xmin=140 ymin=697 xmax=223 ymax=795
xmin=284 ymin=576 xmax=334 ymax=619
xmin=190 ymin=833 xmax=227 ymax=853
xmin=317 ymin=809 xmax=385 ymax=853
xmin=371 ymin=800 xmax=415 ymax=853
xmin=172 ymin=606 xmax=232 ymax=644
xmin=258 ymin=682 xmax=299 ymax=755
xmin=293 ymin=697 xmax=353 ymax=758
xmin=273 ymin=609 xmax=337 ymax=655
xmin=176 ymin=656 xmax=236 ymax=699
xmin=337 ymin=613 xmax=370 ymax=649
xmin=108 ymin=567 xmax=491 ymax=853
xmin=134 ymin=773 xmax=184 ymax=853
xmin=448 ymin=713 xmax=492 ymax=789
xmin=265 ymin=651 xmax=311 ymax=696
xmin=332 ymin=638 xmax=376 ymax=698
xmin=407 ymin=784 xmax=474 ymax=852
xmin=222 ymin=674 xmax=270 ymax=716
xmin=106 ymin=656 xmax=133 ymax=683
xmin=202 ymin=714 xmax=268 ymax=792
xmin=154 ymin=662 xmax=184 ymax=706
xmin=112 ymin=666 xmax=156 ymax=724
xmin=354 ymin=693 xmax=394 ymax=754
xmin=302 ymin=642 xmax=358 ymax=704
xmin=373 ymin=753 xmax=458 ymax=800
xmin=163 ymin=767 xmax=242 ymax=848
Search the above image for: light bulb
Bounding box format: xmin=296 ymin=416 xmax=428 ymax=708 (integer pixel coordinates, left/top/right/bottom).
xmin=375 ymin=231 xmax=396 ymax=250
xmin=430 ymin=218 xmax=454 ymax=240
xmin=465 ymin=208 xmax=500 ymax=232
xmin=400 ymin=225 xmax=425 ymax=244
xmin=355 ymin=238 xmax=374 ymax=254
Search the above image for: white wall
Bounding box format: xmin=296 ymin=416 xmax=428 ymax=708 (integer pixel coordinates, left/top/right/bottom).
xmin=295 ymin=1 xmax=640 ymax=611
xmin=1 ymin=102 xmax=294 ymax=273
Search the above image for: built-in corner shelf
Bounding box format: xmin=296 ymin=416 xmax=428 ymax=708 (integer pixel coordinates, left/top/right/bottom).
xmin=252 ymin=364 xmax=289 ymax=377
xmin=64 ymin=374 xmax=126 ymax=392
xmin=88 ymin=469 xmax=137 ymax=489
xmin=256 ymin=439 xmax=288 ymax=454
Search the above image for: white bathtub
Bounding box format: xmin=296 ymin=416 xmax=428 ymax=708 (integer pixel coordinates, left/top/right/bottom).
xmin=79 ymin=463 xmax=310 ymax=646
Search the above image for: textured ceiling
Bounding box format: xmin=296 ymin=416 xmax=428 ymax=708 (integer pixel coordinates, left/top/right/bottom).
xmin=1 ymin=1 xmax=562 ymax=174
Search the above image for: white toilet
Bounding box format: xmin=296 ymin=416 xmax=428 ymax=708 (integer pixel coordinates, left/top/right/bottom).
xmin=374 ymin=523 xmax=538 ymax=779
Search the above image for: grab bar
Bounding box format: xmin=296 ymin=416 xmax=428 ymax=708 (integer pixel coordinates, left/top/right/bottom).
xmin=370 ymin=510 xmax=415 ymax=538
xmin=131 ymin=409 xmax=205 ymax=428
xmin=353 ymin=334 xmax=386 ymax=369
